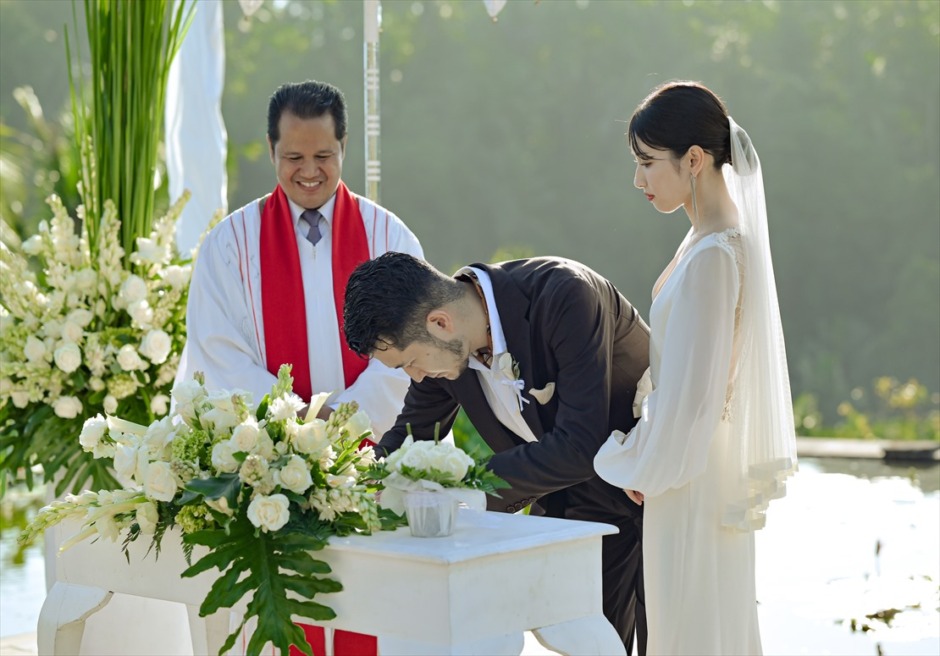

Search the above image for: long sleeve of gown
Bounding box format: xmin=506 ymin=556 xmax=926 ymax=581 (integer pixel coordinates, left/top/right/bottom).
xmin=594 ymin=244 xmax=740 ymax=498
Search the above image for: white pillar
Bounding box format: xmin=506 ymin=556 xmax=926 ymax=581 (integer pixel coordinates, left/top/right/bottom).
xmin=363 ymin=0 xmax=381 ymax=202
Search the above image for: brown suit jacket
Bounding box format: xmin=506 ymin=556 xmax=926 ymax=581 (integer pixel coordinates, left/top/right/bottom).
xmin=379 ymin=257 xmax=651 ymax=523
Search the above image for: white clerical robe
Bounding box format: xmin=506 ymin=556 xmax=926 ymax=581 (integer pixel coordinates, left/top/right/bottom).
xmin=176 ymin=189 xmax=424 ymax=436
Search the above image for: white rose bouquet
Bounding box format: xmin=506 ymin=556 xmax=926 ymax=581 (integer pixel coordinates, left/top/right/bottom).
xmin=0 ymin=191 xmax=196 ymax=495
xmin=368 ymin=431 xmax=509 ymax=517
xmin=19 ymin=365 xmax=400 ymax=656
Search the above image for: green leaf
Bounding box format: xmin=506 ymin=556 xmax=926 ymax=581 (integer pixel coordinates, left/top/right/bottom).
xmin=184 ymin=473 xmax=241 ymax=508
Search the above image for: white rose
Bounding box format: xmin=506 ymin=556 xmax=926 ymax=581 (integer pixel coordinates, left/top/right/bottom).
xmin=246 ymin=494 xmax=290 ymax=532
xmin=24 ymin=336 xmax=47 ymax=362
xmin=103 ymin=395 xmax=119 ymax=414
xmin=53 ymin=342 xmax=82 ymax=373
xmin=143 ymin=461 xmax=178 ymax=502
xmin=399 ymin=442 xmax=434 ymax=473
xmin=150 ymin=394 xmax=170 ymax=416
xmin=79 ymin=414 xmax=108 ymax=451
xmin=53 ymin=396 xmax=83 ymax=419
xmin=139 ymin=329 xmax=172 ymax=364
xmin=273 ymin=455 xmax=313 ymax=494
xmin=255 ymin=430 xmax=276 ymax=460
xmin=438 ymin=449 xmax=474 ymax=483
xmin=231 ymin=419 xmax=261 ymax=453
xmin=211 ymin=440 xmax=240 ymax=473
xmin=89 ymin=377 xmax=106 ymax=392
xmin=343 ymin=410 xmax=372 ymax=442
xmin=293 ymin=419 xmax=331 ymax=456
xmin=11 ymin=390 xmax=30 ymax=408
xmin=117 ymin=344 xmax=146 ymax=371
xmin=120 ymin=275 xmax=148 ymax=304
xmin=136 ymin=501 xmax=159 ymax=534
xmin=60 ymin=320 xmax=84 ymax=344
xmin=172 ymin=379 xmax=206 ymax=408
xmin=127 ymin=299 xmax=153 ymax=327
xmin=161 ymin=265 xmax=191 ymax=290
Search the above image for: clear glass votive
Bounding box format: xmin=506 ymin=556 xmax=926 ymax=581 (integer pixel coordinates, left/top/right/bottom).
xmin=404 ymin=490 xmax=457 ymax=537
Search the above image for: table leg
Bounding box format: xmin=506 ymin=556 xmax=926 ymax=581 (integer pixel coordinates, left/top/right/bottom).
xmin=187 ymin=605 xmax=233 ymax=655
xmin=532 ymin=615 xmax=626 ymax=656
xmin=37 ymin=582 xmax=113 ymax=656
xmin=378 ymin=631 xmax=524 ymax=656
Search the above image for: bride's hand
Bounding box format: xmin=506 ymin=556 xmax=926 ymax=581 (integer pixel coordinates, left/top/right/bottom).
xmin=625 ymin=489 xmax=644 ymax=506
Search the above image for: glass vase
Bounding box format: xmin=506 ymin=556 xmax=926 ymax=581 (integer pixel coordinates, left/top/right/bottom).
xmin=404 ymin=490 xmax=457 ymax=537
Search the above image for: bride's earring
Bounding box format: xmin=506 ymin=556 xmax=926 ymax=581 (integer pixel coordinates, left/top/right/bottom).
xmin=690 ymin=173 xmax=699 ymax=221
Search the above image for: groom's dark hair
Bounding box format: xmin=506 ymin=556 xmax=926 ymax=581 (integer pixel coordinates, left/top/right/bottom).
xmin=344 ymin=252 xmax=465 ymax=356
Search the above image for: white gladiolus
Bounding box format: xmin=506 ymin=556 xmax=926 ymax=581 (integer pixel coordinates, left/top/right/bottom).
xmin=343 ymin=410 xmax=372 ymax=442
xmin=53 ymin=396 xmax=83 ymax=419
xmin=246 ymin=494 xmax=290 ymax=532
xmin=136 ymin=501 xmax=159 ymax=534
xmin=142 ymin=416 xmax=176 ymax=454
xmin=211 ymin=440 xmax=239 ymax=473
xmin=120 ymin=275 xmax=148 ymax=304
xmin=161 ymin=265 xmax=191 ymax=290
xmin=113 ymin=443 xmax=141 ymax=484
xmin=150 ymin=394 xmax=170 ymax=416
xmin=143 ymin=461 xmax=178 ymax=502
xmin=131 ymin=238 xmax=168 ymax=265
xmin=103 ymin=395 xmax=119 ymax=414
xmin=79 ymin=414 xmax=108 ymax=452
xmin=23 ymin=336 xmax=47 ymax=362
xmin=53 ymin=342 xmax=82 ymax=373
xmin=139 ymin=329 xmax=171 ymax=364
xmin=274 ymin=455 xmax=313 ymax=494
xmin=74 ymin=268 xmax=97 ymax=293
xmin=67 ymin=308 xmax=94 ymax=327
xmin=117 ymin=345 xmax=146 ymax=371
xmin=22 ymin=235 xmax=43 ymax=255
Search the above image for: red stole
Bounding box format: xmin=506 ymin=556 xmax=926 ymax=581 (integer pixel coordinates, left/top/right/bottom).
xmin=260 ymin=182 xmax=370 ymax=402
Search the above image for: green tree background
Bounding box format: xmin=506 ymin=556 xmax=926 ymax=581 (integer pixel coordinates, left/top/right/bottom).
xmin=1 ymin=0 xmax=938 ymax=424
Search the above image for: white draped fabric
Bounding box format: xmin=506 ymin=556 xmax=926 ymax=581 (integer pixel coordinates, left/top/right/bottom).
xmin=175 ymin=192 xmax=424 ymax=436
xmin=165 ymin=0 xmax=228 ymax=256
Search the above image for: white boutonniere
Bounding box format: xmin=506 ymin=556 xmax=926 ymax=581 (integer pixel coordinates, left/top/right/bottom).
xmin=493 ymin=352 xmax=529 ymax=412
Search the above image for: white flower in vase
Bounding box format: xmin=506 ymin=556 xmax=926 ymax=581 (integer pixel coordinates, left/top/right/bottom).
xmin=53 ymin=342 xmax=82 ymax=373
xmin=139 ymin=329 xmax=172 ymax=364
xmin=53 ymin=396 xmax=83 ymax=419
xmin=246 ymin=493 xmax=290 ymax=532
xmin=274 ymin=455 xmax=313 ymax=494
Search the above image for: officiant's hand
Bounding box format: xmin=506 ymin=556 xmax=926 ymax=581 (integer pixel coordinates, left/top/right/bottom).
xmin=625 ymin=490 xmax=644 ymax=506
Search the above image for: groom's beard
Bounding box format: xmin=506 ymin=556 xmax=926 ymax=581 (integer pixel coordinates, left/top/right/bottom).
xmin=431 ymin=334 xmax=471 ymax=379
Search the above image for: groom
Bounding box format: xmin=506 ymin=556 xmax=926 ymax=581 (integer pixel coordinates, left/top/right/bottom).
xmin=344 ymin=252 xmax=650 ymax=654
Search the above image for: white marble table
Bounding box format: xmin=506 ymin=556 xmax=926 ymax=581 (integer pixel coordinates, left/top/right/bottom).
xmin=39 ymin=509 xmax=625 ymax=656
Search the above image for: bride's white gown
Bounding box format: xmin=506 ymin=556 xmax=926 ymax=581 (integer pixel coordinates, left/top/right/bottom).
xmin=595 ymin=227 xmax=762 ymax=655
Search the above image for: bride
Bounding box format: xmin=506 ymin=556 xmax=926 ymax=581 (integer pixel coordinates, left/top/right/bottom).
xmin=594 ymin=81 xmax=797 ymax=655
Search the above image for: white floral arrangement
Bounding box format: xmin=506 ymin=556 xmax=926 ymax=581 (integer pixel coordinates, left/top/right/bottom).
xmin=0 ymin=192 xmax=194 ymax=495
xmin=369 ymin=433 xmax=508 ymax=516
xmin=20 ymin=365 xmax=399 ymax=656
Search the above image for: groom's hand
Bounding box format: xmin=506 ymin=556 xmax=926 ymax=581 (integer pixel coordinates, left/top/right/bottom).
xmin=625 ymin=489 xmax=644 ymax=505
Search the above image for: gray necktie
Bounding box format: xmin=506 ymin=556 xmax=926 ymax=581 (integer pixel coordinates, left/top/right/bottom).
xmin=301 ymin=209 xmax=322 ymax=247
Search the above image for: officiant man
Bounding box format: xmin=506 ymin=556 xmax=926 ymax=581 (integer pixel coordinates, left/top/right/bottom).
xmin=176 ymin=80 xmax=422 ymax=656
xmin=343 ymin=252 xmax=650 ymax=655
